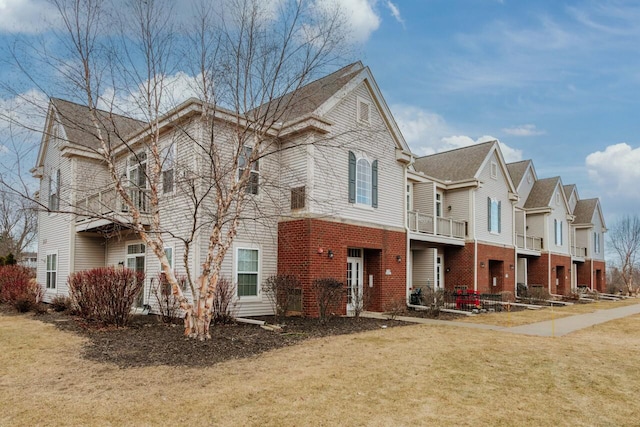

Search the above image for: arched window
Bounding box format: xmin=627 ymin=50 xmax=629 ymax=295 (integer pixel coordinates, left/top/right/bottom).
xmin=356 ymin=158 xmax=371 ymax=205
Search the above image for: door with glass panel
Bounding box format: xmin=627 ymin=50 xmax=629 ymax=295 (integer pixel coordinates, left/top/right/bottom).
xmin=126 ymin=243 xmax=146 ymax=307
xmin=346 ymin=248 xmax=363 ymax=315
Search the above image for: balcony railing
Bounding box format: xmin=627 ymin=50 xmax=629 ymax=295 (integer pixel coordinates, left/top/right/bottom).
xmin=572 ymin=245 xmax=588 ymax=257
xmin=76 ymin=186 xmax=150 ymax=221
xmin=408 ymin=211 xmax=465 ymax=239
xmin=516 ymin=233 xmax=542 ymax=251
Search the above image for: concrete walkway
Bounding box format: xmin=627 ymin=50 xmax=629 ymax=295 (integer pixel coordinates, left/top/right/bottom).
xmin=362 ymin=302 xmax=640 ymax=337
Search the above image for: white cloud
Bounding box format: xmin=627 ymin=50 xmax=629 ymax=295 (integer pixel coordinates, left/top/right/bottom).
xmin=586 ymin=143 xmax=640 ymax=197
xmin=386 ymin=1 xmax=405 ymax=27
xmin=0 ymin=0 xmax=59 ymax=33
xmin=502 ymin=124 xmax=545 ymax=137
xmin=315 ymin=0 xmax=379 ymax=44
xmin=391 ymin=103 xmax=522 ymax=162
xmin=0 ymin=88 xmax=48 ymax=138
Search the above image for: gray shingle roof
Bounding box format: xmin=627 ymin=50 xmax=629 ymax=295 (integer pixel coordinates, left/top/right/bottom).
xmin=563 ymin=184 xmax=576 ymax=200
xmin=524 ymin=176 xmax=560 ymax=209
xmin=506 ymin=160 xmax=530 ymax=188
xmin=413 ymin=140 xmax=495 ymax=181
xmin=249 ymin=62 xmax=364 ymax=123
xmin=573 ymin=198 xmax=598 ymax=224
xmin=51 ymin=98 xmax=146 ymax=150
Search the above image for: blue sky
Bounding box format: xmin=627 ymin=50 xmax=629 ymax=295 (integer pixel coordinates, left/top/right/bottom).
xmin=1 ymin=0 xmax=639 ymax=226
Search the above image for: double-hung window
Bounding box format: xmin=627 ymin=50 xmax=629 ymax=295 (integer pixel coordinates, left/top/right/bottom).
xmin=237 ymin=248 xmax=259 ymax=297
xmin=46 ymin=253 xmax=57 ymax=289
xmin=126 ymin=152 xmax=148 ymax=212
xmin=239 ymin=146 xmax=259 ymax=195
xmin=488 ymin=197 xmax=501 ymax=233
xmin=348 ymin=151 xmax=378 ymax=208
xmin=594 ymin=232 xmax=600 ymax=254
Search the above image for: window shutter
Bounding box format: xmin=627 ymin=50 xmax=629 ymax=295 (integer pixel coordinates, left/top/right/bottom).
xmin=497 ymin=201 xmax=501 ymax=233
xmin=372 ymin=160 xmax=378 ymax=208
xmin=487 ymin=197 xmax=491 ymax=231
xmin=348 ymin=151 xmax=356 ymax=203
xmin=554 ymin=219 xmax=558 ymax=245
xmin=560 ymin=221 xmax=563 ymax=245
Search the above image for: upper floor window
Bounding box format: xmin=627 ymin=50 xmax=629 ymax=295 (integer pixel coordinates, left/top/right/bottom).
xmin=554 ymin=219 xmax=563 ymax=246
xmin=239 ymin=146 xmax=259 ymax=195
xmin=594 ymin=232 xmax=601 ymax=254
xmin=488 ymin=197 xmax=501 ymax=233
xmin=348 ymin=151 xmax=378 ymax=208
xmin=356 ymin=97 xmax=371 ymax=125
xmin=527 ymin=171 xmax=532 ymax=184
xmin=555 ymin=192 xmax=561 ymax=205
xmin=161 ymin=143 xmax=175 ymax=194
xmin=48 ymin=169 xmax=60 ymax=211
xmin=125 ymin=152 xmax=148 ymax=212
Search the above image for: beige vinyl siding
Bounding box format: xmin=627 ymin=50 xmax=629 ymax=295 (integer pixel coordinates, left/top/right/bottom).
xmin=515 ymin=209 xmax=526 ymax=237
xmin=278 ymin=135 xmax=311 ymax=215
xmin=526 ymin=214 xmax=546 ymax=248
xmin=412 ymin=182 xmax=434 ymax=214
xmin=411 ymin=248 xmax=435 ymax=290
xmin=591 ymin=210 xmax=605 ymax=261
xmin=309 ymin=82 xmax=405 ymax=230
xmin=568 ymin=193 xmax=577 ymax=212
xmin=73 ymin=234 xmax=105 ymax=272
xmin=475 ymin=152 xmax=514 ymax=246
xmin=37 ymin=122 xmax=73 ymax=301
xmin=446 ymin=189 xmax=470 ymax=229
xmin=575 ymin=229 xmax=589 ymax=256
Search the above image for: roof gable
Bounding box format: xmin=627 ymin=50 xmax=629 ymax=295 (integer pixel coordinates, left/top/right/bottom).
xmin=523 ymin=176 xmax=570 ymax=214
xmin=413 ymin=140 xmax=495 ymax=182
xmin=573 ymin=198 xmax=605 ymax=229
xmin=506 ymin=159 xmax=536 ymax=191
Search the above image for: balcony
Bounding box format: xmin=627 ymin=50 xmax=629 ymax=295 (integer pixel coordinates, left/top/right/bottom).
xmin=516 ymin=233 xmax=542 ymax=252
xmin=75 ymin=186 xmax=151 ymax=232
xmin=572 ymin=245 xmax=588 ymax=259
xmin=408 ymin=211 xmax=466 ymax=244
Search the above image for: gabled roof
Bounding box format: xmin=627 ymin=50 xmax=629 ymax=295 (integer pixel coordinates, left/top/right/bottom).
xmin=251 ymin=62 xmax=364 ymax=124
xmin=563 ymin=184 xmax=577 ymax=201
xmin=413 ymin=140 xmax=495 ymax=182
xmin=524 ymin=176 xmax=562 ymax=209
xmin=573 ymin=198 xmax=600 ymax=224
xmin=506 ymin=160 xmax=531 ymax=188
xmin=51 ymin=98 xmax=145 ymax=150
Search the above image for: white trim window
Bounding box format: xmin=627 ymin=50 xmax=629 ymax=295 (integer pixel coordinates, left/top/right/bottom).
xmin=356 ymin=158 xmax=372 ymax=205
xmin=239 ymin=146 xmax=259 ymax=195
xmin=554 ymin=219 xmax=563 ymax=246
xmin=161 ymin=143 xmax=176 ymax=194
xmin=593 ymin=232 xmax=600 ymax=254
xmin=348 ymin=151 xmax=378 ymax=208
xmin=48 ymin=169 xmax=60 ymax=211
xmin=46 ymin=252 xmax=57 ymax=289
xmin=436 ymin=192 xmax=443 ymax=218
xmin=164 ymin=246 xmax=174 ymax=269
xmin=488 ymin=197 xmax=501 ymax=233
xmin=236 ymin=248 xmax=259 ymax=297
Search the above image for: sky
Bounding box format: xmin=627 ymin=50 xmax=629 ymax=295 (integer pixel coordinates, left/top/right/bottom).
xmin=1 ymin=0 xmax=639 ymax=227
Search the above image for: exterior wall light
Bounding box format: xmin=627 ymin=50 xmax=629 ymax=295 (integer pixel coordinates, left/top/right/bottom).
xmin=327 ymin=250 xmax=334 ymax=259
xmin=396 ymin=255 xmax=402 ymax=263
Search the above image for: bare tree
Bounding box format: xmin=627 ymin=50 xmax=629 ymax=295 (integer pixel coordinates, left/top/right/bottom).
xmin=1 ymin=0 xmax=351 ymax=340
xmin=0 ymin=188 xmax=36 ymax=258
xmin=608 ymin=215 xmax=640 ymax=295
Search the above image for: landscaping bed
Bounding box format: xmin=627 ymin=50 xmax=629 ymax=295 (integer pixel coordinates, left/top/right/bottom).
xmin=0 ymin=304 xmax=407 ymax=368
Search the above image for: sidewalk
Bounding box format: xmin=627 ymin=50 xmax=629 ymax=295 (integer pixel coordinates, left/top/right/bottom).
xmin=362 ymin=302 xmax=640 ymax=337
xmin=505 ymin=302 xmax=640 ymax=337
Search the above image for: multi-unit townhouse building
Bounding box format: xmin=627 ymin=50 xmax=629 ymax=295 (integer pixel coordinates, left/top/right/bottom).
xmin=32 ymin=62 xmax=607 ymax=318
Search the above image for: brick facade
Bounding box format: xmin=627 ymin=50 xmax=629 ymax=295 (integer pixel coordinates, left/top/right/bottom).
xmin=593 ymin=260 xmax=607 ymax=292
xmin=443 ymin=242 xmax=516 ymax=294
xmin=278 ymin=218 xmax=406 ymax=317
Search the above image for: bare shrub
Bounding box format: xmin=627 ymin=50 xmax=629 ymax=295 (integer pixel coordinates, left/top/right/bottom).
xmin=0 ymin=265 xmax=41 ymax=312
xmin=525 ymin=285 xmax=550 ymax=302
xmin=68 ymin=267 xmax=144 ymax=327
xmin=152 ymin=272 xmax=184 ymax=324
xmin=263 ymin=274 xmax=300 ymax=323
xmin=383 ymin=296 xmax=407 ymax=320
xmin=312 ymin=278 xmax=344 ymax=325
xmin=50 ymin=295 xmax=71 ymax=312
xmin=211 ymin=277 xmax=237 ymax=325
xmin=500 ymin=291 xmax=515 ymax=303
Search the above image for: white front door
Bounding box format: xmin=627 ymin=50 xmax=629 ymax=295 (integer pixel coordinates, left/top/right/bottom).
xmin=126 ymin=243 xmax=146 ymax=307
xmin=346 ymin=249 xmax=363 ymax=315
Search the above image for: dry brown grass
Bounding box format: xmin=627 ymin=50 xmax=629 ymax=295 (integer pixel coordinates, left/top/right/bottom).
xmin=458 ymin=297 xmax=640 ymax=327
xmin=2 ymin=310 xmax=640 ymax=426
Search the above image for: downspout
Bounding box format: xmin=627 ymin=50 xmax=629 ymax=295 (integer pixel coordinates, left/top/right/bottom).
xmin=404 ymin=162 xmax=411 ymax=304
xmin=472 ymin=188 xmax=478 ymax=292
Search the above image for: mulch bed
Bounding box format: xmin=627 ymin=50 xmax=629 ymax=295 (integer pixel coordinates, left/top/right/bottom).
xmin=1 ymin=305 xmax=409 ymax=368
